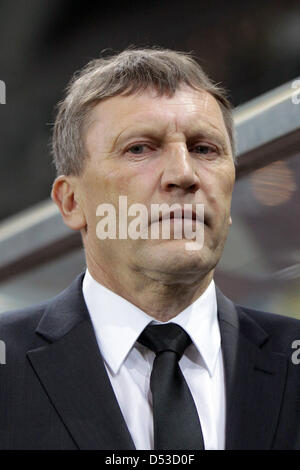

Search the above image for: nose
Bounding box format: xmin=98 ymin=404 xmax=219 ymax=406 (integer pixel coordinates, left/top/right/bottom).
xmin=160 ymin=143 xmax=200 ymax=193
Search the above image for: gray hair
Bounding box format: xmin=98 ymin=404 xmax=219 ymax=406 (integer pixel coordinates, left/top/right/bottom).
xmin=51 ymin=46 xmax=235 ymax=176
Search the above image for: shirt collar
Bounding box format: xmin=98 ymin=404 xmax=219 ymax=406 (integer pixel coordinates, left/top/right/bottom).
xmin=82 ymin=269 xmax=220 ymax=377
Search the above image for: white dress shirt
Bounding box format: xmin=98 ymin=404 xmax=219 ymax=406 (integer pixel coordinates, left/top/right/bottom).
xmin=82 ymin=269 xmax=226 ymax=450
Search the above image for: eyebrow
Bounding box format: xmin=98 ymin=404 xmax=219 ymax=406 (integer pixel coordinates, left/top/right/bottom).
xmin=113 ymin=123 xmax=229 ymax=152
xmin=186 ymin=128 xmax=229 ymax=150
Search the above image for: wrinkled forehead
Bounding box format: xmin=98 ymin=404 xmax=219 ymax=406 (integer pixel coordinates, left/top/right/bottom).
xmin=84 ymin=85 xmax=229 ymax=149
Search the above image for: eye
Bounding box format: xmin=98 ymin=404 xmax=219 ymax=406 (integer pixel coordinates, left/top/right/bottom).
xmin=192 ymin=144 xmax=217 ymax=155
xmin=126 ymin=144 xmax=150 ymax=155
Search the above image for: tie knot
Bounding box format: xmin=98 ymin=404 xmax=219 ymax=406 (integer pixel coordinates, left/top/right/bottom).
xmin=138 ymin=323 xmax=191 ymax=359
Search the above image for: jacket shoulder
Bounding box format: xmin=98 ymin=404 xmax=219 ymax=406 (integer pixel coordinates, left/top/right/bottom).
xmin=0 ymin=273 xmax=85 ymax=354
xmin=238 ymin=305 xmax=300 ymax=353
xmin=0 ymin=301 xmax=50 ymax=355
xmin=0 ymin=300 xmax=48 ymax=331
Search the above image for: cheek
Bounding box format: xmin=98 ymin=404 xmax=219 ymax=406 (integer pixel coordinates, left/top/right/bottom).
xmin=84 ymin=166 xmax=154 ymax=218
xmin=222 ymin=170 xmax=235 ymax=197
xmin=204 ymin=169 xmax=235 ymax=216
xmin=107 ymin=162 xmax=157 ymax=202
xmin=212 ymin=163 xmax=235 ymax=196
xmin=83 ymin=166 xmax=129 ymax=207
xmin=104 ymin=174 xmax=129 ymax=202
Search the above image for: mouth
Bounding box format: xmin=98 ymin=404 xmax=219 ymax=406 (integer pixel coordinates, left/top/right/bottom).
xmin=160 ymin=210 xmax=196 ymax=222
xmin=151 ymin=207 xmax=207 ymax=226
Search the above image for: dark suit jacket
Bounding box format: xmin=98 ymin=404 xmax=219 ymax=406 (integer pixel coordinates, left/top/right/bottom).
xmin=0 ymin=272 xmax=300 ymax=450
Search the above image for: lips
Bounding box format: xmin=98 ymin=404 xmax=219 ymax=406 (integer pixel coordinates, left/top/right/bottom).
xmin=159 ymin=209 xmax=200 ymax=222
xmin=149 ymin=206 xmax=206 ymax=226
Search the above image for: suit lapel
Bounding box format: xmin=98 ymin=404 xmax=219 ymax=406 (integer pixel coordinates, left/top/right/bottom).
xmin=27 ymin=273 xmax=135 ymax=450
xmin=216 ymin=288 xmax=288 ymax=450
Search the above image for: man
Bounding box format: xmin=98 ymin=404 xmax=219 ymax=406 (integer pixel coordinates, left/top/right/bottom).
xmin=0 ymin=47 xmax=300 ymax=450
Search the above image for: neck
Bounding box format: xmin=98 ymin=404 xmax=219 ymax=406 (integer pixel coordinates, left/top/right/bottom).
xmin=86 ymin=251 xmax=214 ymax=322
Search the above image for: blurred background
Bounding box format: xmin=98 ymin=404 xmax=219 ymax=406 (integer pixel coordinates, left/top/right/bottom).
xmin=0 ymin=0 xmax=299 ymax=317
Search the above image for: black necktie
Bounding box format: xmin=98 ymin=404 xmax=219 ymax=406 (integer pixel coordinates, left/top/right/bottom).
xmin=138 ymin=323 xmax=205 ymax=450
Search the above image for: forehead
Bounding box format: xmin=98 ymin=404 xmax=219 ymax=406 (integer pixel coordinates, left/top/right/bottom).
xmin=85 ymin=85 xmax=228 ymax=146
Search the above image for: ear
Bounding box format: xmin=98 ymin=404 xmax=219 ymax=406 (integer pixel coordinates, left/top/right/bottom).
xmin=51 ymin=175 xmax=86 ymax=231
xmin=229 ymin=216 xmax=232 ymax=226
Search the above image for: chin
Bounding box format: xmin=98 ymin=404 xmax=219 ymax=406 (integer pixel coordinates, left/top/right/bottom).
xmin=140 ymin=241 xmax=215 ymax=280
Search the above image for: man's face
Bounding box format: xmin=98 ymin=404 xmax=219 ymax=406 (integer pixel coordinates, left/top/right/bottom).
xmin=76 ymin=85 xmax=235 ymax=285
